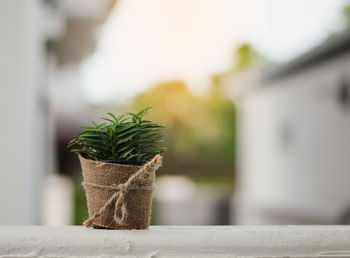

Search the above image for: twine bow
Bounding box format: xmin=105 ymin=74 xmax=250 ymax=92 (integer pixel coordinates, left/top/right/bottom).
xmin=82 ymin=155 xmax=163 ymax=228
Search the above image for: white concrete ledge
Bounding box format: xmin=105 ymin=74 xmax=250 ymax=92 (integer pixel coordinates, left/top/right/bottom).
xmin=1 ymin=226 xmax=350 ymax=257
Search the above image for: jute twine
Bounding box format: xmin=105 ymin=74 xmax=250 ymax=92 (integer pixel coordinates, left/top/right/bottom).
xmin=80 ymin=155 xmax=162 ymax=229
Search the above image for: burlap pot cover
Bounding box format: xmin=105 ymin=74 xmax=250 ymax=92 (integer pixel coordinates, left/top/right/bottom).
xmin=79 ymin=155 xmax=162 ymax=229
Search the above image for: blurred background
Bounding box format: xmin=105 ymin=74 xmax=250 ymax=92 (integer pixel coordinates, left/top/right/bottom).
xmin=0 ymin=0 xmax=350 ymax=226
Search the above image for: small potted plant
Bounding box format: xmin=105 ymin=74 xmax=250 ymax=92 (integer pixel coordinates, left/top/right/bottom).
xmin=68 ymin=107 xmax=164 ymax=229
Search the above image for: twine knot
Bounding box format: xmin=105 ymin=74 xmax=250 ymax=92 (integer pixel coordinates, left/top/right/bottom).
xmin=113 ymin=184 xmax=128 ymax=224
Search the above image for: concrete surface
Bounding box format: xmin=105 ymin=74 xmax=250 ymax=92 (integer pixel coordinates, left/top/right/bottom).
xmin=1 ymin=226 xmax=350 ymax=257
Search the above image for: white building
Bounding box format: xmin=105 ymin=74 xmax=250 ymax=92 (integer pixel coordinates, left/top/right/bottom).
xmin=0 ymin=0 xmax=114 ymax=225
xmin=233 ymin=30 xmax=350 ymax=224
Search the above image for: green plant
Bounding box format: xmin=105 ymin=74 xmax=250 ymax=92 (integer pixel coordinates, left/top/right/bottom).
xmin=68 ymin=107 xmax=165 ymax=164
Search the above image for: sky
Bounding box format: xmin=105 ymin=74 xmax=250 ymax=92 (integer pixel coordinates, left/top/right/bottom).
xmin=81 ymin=0 xmax=348 ymax=105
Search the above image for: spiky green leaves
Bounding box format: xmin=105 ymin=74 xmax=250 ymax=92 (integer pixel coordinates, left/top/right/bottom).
xmin=67 ymin=107 xmax=165 ymax=163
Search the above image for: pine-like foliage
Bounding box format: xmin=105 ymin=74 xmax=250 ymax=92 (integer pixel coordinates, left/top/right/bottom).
xmin=67 ymin=107 xmax=165 ymax=164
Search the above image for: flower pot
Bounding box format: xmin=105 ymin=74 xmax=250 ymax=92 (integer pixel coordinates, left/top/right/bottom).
xmin=79 ymin=155 xmax=162 ymax=229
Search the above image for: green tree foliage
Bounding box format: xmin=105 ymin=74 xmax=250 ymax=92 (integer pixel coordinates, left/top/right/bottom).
xmin=235 ymin=43 xmax=259 ymax=70
xmin=130 ymin=81 xmax=235 ymax=178
xmin=73 ymin=179 xmax=88 ymax=225
xmin=68 ymin=107 xmax=165 ymax=164
xmin=344 ymin=1 xmax=350 ymax=23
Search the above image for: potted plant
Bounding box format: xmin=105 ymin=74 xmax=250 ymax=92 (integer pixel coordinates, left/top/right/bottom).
xmin=68 ymin=107 xmax=164 ymax=229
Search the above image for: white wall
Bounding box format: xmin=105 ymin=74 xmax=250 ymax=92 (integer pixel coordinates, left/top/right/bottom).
xmin=0 ymin=0 xmax=46 ymax=224
xmin=235 ymin=52 xmax=350 ymax=224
